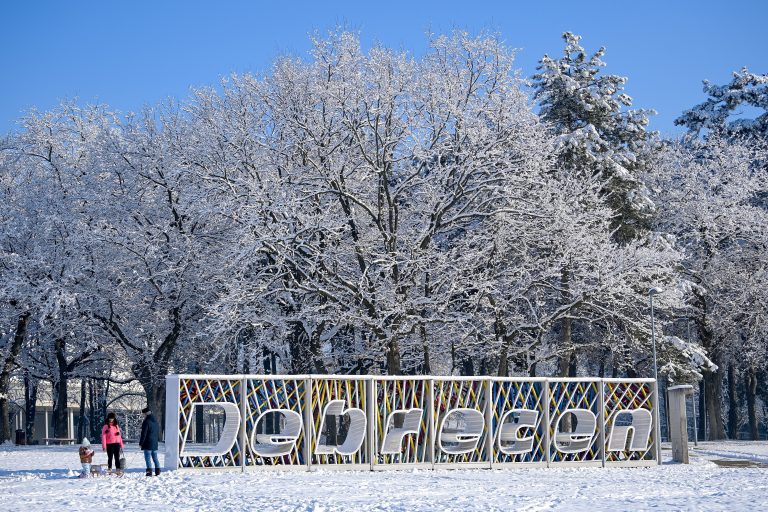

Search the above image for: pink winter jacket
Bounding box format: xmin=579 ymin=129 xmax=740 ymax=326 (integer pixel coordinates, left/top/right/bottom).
xmin=101 ymin=424 xmax=124 ymax=450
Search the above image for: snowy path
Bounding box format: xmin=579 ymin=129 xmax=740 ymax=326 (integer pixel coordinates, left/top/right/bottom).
xmin=690 ymin=440 xmax=768 ymax=464
xmin=1 ymin=443 xmax=767 ymax=511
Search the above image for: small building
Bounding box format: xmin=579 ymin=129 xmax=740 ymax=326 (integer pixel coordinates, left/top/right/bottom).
xmin=7 ymin=378 xmax=145 ymax=445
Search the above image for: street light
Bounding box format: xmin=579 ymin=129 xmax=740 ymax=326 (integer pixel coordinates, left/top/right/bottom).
xmin=648 ymin=287 xmax=664 ymax=385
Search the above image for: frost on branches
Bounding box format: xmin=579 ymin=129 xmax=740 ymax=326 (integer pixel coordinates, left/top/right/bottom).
xmin=648 ymin=135 xmax=768 ymax=438
xmin=533 ymin=32 xmax=657 ymax=242
xmin=676 ymin=67 xmax=768 ymax=139
xmin=1 ymin=29 xmax=766 ymax=443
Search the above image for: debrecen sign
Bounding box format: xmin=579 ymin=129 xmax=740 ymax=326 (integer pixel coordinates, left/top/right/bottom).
xmin=165 ymin=375 xmax=660 ymax=471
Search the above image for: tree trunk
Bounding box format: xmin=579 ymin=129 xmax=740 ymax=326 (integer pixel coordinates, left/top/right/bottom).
xmin=459 ymin=357 xmax=474 ymax=377
xmin=695 ymin=301 xmax=726 ymax=440
xmin=24 ymin=373 xmax=37 ymax=443
xmin=495 ymin=316 xmax=509 ymax=377
xmin=727 ymin=363 xmax=739 ymax=439
xmin=703 ymin=367 xmax=726 ymax=440
xmin=420 ymin=274 xmax=431 ymax=375
xmin=136 ymin=367 xmax=166 ymax=440
xmin=420 ymin=324 xmax=431 ymax=375
xmin=598 ymin=350 xmax=606 ymax=378
xmin=746 ymin=367 xmax=758 ymax=441
xmin=386 ymin=337 xmax=401 ymax=375
xmin=77 ymin=379 xmax=87 ymax=443
xmin=558 ymin=317 xmax=573 ymax=378
xmin=310 ymin=329 xmax=327 ymax=374
xmin=53 ymin=338 xmax=69 ymax=438
xmin=557 ymin=267 xmax=573 ymax=378
xmin=88 ymin=379 xmax=94 ymax=440
xmin=88 ymin=379 xmax=96 ymax=441
xmin=497 ymin=343 xmax=509 ymax=377
xmin=0 ymin=310 xmax=30 ymax=443
xmin=568 ymin=351 xmax=578 ymax=378
xmin=89 ymin=375 xmax=109 ymax=441
xmin=288 ymin=322 xmax=311 ymax=374
xmin=698 ymin=379 xmax=706 ymax=441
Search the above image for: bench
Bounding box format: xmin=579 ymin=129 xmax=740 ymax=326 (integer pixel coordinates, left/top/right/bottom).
xmin=43 ymin=437 xmax=76 ymax=445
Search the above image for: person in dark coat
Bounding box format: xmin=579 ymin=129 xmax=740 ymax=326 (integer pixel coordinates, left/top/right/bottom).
xmin=140 ymin=406 xmax=161 ymax=476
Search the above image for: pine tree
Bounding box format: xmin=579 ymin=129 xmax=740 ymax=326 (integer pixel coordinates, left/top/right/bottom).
xmin=675 ymin=67 xmax=768 ymax=140
xmin=533 ymin=32 xmax=657 ymax=242
xmin=533 ymin=32 xmax=660 ymax=377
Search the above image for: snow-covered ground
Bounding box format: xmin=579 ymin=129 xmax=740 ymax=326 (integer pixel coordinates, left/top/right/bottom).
xmin=690 ymin=440 xmax=768 ymax=464
xmin=1 ymin=442 xmax=767 ymax=511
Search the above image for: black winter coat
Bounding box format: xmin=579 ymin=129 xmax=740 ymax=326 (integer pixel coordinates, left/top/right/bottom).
xmin=140 ymin=413 xmax=160 ymax=451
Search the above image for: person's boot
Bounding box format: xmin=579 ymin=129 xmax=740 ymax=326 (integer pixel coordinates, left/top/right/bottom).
xmin=145 ymin=469 xmax=152 ymax=477
xmin=155 ymin=468 xmax=161 ymax=476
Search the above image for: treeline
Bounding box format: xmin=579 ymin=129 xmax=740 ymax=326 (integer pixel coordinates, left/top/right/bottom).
xmin=1 ymin=31 xmax=766 ymax=442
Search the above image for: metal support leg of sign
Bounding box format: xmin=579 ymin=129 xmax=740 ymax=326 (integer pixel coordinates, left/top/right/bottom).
xmin=484 ymin=379 xmax=493 ymax=469
xmin=543 ymin=380 xmax=551 ymax=468
xmin=366 ymin=378 xmax=375 ymax=470
xmin=164 ymin=374 xmax=180 ymax=471
xmin=304 ymin=377 xmax=312 ymax=471
xmin=427 ymin=379 xmax=435 ymax=467
xmin=653 ymin=380 xmax=662 ymax=465
xmin=239 ymin=377 xmax=247 ymax=472
xmin=599 ymin=382 xmax=606 ymax=468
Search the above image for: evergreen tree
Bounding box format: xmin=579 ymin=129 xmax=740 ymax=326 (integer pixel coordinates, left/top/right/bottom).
xmin=533 ymin=32 xmax=657 ymax=242
xmin=675 ymin=67 xmax=768 ymax=140
xmin=532 ymin=32 xmax=661 ymax=377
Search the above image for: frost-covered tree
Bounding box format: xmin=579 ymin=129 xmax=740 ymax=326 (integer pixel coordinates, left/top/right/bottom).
xmin=472 ymin=169 xmax=681 ymax=378
xmin=0 ymin=28 xmax=729 ymax=416
xmin=648 ymin=136 xmax=768 ymax=439
xmin=675 ymin=67 xmax=768 ymax=139
xmin=1 ymin=107 xmax=131 ymax=439
xmin=71 ymin=106 xmax=223 ymax=422
xmin=197 ymin=31 xmax=556 ymax=375
xmin=674 ymin=68 xmax=768 ymax=438
xmin=185 ymin=31 xmax=687 ymax=382
xmin=532 ymin=32 xmax=662 ymax=377
xmin=0 ymin=118 xmax=85 ymax=442
xmin=533 ymin=32 xmax=657 ymax=241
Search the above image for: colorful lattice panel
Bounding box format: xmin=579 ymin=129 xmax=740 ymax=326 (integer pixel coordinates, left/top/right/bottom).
xmin=548 ymin=379 xmax=602 ymax=465
xmin=176 ymin=376 xmax=243 ymax=469
xmin=432 ymin=378 xmax=489 ymax=466
xmin=490 ymin=379 xmax=547 ymax=466
xmin=603 ymin=379 xmax=657 ymax=466
xmin=308 ymin=377 xmax=370 ymax=467
xmin=372 ymin=377 xmax=431 ymax=467
xmin=244 ymin=376 xmax=308 ymax=467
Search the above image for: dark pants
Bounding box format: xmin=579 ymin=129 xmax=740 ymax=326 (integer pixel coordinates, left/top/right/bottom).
xmin=106 ymin=443 xmax=121 ymax=469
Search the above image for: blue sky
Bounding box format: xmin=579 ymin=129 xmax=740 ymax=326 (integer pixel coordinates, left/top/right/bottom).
xmin=2 ymin=0 xmax=766 ymax=135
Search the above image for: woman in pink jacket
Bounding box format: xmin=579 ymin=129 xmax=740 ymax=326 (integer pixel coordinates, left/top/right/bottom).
xmin=101 ymin=412 xmax=124 ymax=473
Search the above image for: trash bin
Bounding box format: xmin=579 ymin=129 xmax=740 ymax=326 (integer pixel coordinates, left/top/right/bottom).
xmin=15 ymin=429 xmax=26 ymax=445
